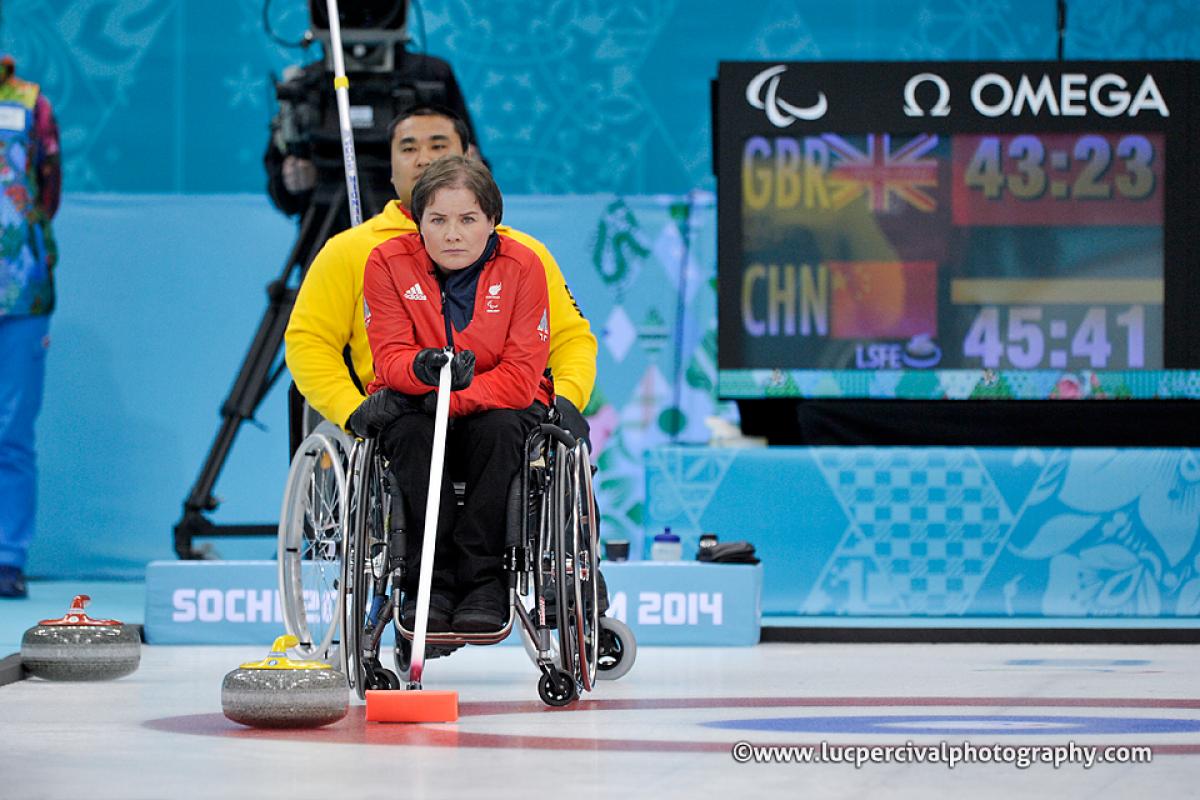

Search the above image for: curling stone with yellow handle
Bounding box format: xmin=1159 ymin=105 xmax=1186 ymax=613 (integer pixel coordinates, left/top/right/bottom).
xmin=221 ymin=635 xmax=348 ymax=728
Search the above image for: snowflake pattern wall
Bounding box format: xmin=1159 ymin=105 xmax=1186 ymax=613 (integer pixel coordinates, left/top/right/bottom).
xmin=7 ymin=0 xmax=1198 ymax=194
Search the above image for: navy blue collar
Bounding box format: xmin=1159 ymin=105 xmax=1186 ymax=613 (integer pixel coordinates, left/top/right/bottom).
xmin=435 ymin=232 xmax=500 ymax=333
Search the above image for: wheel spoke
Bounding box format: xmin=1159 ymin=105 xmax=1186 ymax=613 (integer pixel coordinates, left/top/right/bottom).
xmin=278 ymin=430 xmax=348 ymax=662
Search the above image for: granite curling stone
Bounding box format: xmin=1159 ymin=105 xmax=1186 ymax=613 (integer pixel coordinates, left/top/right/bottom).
xmin=20 ymin=595 xmax=141 ymax=681
xmin=221 ymin=634 xmax=348 ymax=728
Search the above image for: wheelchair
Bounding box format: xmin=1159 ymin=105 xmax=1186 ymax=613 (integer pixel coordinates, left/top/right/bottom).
xmin=277 ymin=406 xmax=636 ymax=707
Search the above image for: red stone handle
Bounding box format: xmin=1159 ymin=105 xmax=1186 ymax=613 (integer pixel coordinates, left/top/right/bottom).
xmin=39 ymin=594 xmax=123 ymax=627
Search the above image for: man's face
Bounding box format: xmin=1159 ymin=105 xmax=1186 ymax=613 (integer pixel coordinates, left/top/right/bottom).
xmin=390 ymin=115 xmax=466 ymax=206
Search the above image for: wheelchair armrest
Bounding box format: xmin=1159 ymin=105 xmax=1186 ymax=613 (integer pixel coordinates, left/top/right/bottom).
xmin=538 ymin=423 xmax=577 ymax=450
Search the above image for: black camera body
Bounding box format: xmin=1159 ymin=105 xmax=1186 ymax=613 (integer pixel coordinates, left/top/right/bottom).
xmin=271 ymin=67 xmax=322 ymax=161
xmin=307 ymin=0 xmax=408 ymax=37
xmin=270 ymin=59 xmax=448 ymax=211
xmin=265 ymin=1 xmax=472 ymax=218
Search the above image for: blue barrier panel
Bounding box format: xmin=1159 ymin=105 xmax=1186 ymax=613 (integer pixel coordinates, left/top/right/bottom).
xmin=646 ymin=446 xmax=1200 ymax=621
xmin=145 ymin=561 xmax=285 ymax=645
xmin=144 ymin=560 xmax=761 ymax=646
xmin=602 ymin=562 xmax=762 ymax=646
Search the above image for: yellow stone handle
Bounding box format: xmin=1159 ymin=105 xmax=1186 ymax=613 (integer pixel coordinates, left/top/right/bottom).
xmin=237 ymin=633 xmax=332 ymax=670
xmin=269 ymin=634 xmax=300 ymax=657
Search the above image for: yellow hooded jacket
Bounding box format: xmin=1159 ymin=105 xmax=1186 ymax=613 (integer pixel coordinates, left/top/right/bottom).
xmin=285 ymin=201 xmax=597 ymax=428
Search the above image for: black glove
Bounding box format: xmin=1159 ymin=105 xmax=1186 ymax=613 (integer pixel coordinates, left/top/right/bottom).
xmin=412 ymin=348 xmax=475 ymax=391
xmin=449 ymin=350 xmax=475 ymax=390
xmin=346 ymin=389 xmax=423 ymax=438
xmin=412 ymin=348 xmax=450 ymax=387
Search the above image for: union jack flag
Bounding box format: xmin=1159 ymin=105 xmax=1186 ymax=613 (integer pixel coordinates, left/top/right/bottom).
xmin=824 ymin=133 xmax=939 ymax=213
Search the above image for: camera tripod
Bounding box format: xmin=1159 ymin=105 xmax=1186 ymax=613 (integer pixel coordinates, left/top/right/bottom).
xmin=172 ymin=183 xmax=380 ymax=559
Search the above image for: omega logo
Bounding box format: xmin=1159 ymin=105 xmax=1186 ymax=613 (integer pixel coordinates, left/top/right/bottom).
xmin=970 ymin=72 xmax=1169 ymax=117
xmin=903 ymin=72 xmax=951 ymax=117
xmin=902 ymin=70 xmax=1169 ymax=118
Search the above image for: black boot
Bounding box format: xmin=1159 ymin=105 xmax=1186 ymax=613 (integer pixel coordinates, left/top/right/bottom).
xmin=400 ymin=589 xmax=456 ymax=632
xmin=452 ymin=579 xmax=507 ymax=632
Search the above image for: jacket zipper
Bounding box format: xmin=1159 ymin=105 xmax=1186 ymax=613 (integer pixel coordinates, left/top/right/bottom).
xmin=440 ymin=288 xmax=455 ymax=351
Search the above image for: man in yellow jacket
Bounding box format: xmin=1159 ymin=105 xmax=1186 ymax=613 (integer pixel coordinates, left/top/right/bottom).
xmin=285 ymin=106 xmax=597 ymax=433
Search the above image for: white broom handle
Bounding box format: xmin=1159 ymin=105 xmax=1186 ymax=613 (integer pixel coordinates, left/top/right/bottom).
xmin=409 ymin=353 xmax=453 ymax=686
xmin=324 ymin=0 xmax=363 ymax=227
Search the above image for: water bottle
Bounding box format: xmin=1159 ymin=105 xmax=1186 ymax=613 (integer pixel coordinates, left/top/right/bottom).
xmin=650 ymin=527 xmax=682 ymax=561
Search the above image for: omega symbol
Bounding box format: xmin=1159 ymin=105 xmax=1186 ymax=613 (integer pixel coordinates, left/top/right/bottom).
xmin=904 ymin=72 xmax=951 ymax=117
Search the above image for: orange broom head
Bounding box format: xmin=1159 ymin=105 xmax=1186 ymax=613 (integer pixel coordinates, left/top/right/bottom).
xmin=365 ymin=689 xmax=459 ymax=723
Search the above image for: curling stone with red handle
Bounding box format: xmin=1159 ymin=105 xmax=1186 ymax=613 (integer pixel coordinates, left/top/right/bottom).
xmin=20 ymin=595 xmax=141 ymax=681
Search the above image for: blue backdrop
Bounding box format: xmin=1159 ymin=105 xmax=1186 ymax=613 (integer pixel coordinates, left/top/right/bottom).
xmin=4 ymin=0 xmax=1198 ymax=195
xmin=32 ymin=194 xmax=722 ymax=578
xmin=6 ymin=1 xmax=1200 ymax=588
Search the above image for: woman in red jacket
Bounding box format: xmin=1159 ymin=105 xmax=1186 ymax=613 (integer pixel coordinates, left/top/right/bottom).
xmin=358 ymin=155 xmax=551 ymax=633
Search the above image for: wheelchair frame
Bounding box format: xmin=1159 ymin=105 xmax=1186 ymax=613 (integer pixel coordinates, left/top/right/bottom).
xmin=277 ymin=411 xmax=635 ymax=707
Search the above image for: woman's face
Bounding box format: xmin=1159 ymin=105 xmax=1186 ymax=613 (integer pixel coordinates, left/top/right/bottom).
xmin=420 ymin=186 xmax=493 ymax=271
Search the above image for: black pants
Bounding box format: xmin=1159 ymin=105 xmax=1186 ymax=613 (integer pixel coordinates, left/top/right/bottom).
xmin=378 ymin=405 xmax=544 ymax=599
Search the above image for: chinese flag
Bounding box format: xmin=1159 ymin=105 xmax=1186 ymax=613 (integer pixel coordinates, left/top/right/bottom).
xmin=828 ymin=261 xmax=938 ymax=339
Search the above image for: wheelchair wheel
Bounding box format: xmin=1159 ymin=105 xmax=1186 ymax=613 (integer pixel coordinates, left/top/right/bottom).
xmin=549 ymin=441 xmax=581 ymax=689
xmin=537 ymin=669 xmax=578 ymax=707
xmin=393 ymin=635 xmax=412 ymax=684
xmin=597 ymin=616 xmax=636 ymax=681
xmin=568 ymin=441 xmax=601 ymax=691
xmin=278 ymin=430 xmax=348 ymax=661
xmin=341 ymin=459 xmax=366 ymax=695
xmin=549 ymin=439 xmax=601 ymax=693
xmin=342 ymin=439 xmax=399 ymax=698
xmin=367 ymin=659 xmax=401 ymax=690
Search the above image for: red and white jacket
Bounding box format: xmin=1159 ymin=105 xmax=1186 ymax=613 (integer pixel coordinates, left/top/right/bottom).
xmin=363 ymin=233 xmax=552 ymax=417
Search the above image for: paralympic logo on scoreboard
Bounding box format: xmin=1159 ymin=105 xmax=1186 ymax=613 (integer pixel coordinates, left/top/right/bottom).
xmin=745 ymin=65 xmax=828 ymax=127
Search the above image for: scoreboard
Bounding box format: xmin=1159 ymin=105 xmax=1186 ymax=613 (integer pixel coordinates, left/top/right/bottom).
xmin=714 ymin=61 xmax=1200 ymax=400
